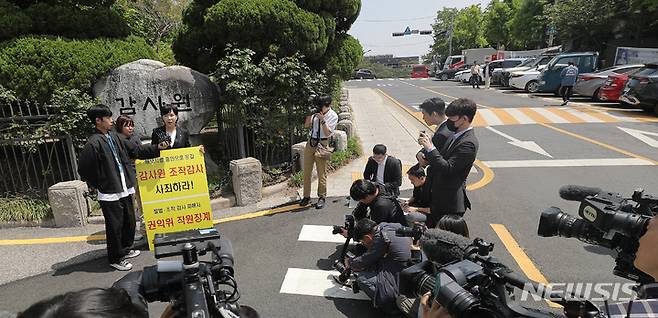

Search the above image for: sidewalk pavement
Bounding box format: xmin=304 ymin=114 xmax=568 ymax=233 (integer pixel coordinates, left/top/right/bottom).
xmin=0 ymin=86 xmax=460 ymax=287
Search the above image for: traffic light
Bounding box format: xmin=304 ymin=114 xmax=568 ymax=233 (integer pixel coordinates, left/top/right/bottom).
xmin=419 ymin=30 xmax=432 ymax=35
xmin=392 ymin=32 xmax=405 ymax=37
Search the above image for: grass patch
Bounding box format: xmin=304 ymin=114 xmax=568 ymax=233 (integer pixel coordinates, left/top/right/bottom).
xmin=288 ymin=171 xmax=304 ymax=188
xmin=0 ymin=196 xmax=52 ymax=222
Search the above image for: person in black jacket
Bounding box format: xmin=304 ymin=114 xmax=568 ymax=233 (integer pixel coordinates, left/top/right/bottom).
xmin=418 ymin=97 xmax=451 ymax=153
xmin=363 ymin=144 xmax=402 ymax=197
xmin=151 ymin=105 xmax=191 ymax=149
xmin=78 ymin=105 xmax=167 ymax=271
xmin=418 ymin=98 xmax=479 ymax=227
xmin=349 ymin=179 xmax=406 ymax=225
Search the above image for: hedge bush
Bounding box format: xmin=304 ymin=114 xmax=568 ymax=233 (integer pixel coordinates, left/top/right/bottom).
xmin=0 ymin=35 xmax=156 ymax=102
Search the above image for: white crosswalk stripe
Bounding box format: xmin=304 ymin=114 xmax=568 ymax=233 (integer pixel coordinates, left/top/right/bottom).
xmin=562 ymin=108 xmax=603 ymax=123
xmin=478 ymin=109 xmax=504 ymax=126
xmin=504 ymin=108 xmax=534 ymax=124
xmin=529 ymin=107 xmax=569 ymax=123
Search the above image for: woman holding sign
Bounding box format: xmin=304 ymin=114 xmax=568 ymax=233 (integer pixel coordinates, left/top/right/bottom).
xmin=151 ymin=105 xmax=191 ymax=149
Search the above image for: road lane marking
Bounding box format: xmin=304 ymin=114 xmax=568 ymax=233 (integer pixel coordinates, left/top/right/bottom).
xmin=563 ymin=108 xmax=603 ymax=123
xmin=539 ymin=123 xmax=658 ymax=165
xmin=0 ymin=234 xmax=108 ymax=246
xmin=478 ymin=109 xmax=504 ymax=126
xmin=485 ymin=127 xmax=553 ymax=158
xmin=280 ymin=268 xmax=370 ymax=300
xmin=575 ymin=107 xmax=621 ymax=122
xmin=376 ymin=88 xmax=494 ymax=191
xmin=398 ymin=81 xmax=495 ymax=109
xmin=518 ymin=108 xmax=551 ymax=123
xmin=483 ymin=158 xmax=653 ymax=168
xmin=298 ymin=225 xmax=350 ymax=243
xmin=544 ymin=108 xmax=585 ymax=123
xmin=530 ymin=108 xmax=569 ymax=123
xmin=505 ymin=108 xmax=535 ymax=124
xmin=490 ymin=108 xmax=520 ymax=125
xmin=490 ymin=224 xmax=561 ymax=308
xmin=617 ymin=127 xmax=658 ymax=148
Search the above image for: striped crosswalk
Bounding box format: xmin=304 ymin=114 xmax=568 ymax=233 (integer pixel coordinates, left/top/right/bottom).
xmin=280 ymin=225 xmax=370 ymax=301
xmin=459 ymin=106 xmax=654 ymax=127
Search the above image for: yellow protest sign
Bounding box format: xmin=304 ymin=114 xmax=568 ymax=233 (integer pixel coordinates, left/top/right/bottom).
xmin=136 ymin=146 xmax=213 ymax=250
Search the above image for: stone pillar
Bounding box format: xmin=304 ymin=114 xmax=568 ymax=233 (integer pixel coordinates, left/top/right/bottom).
xmin=337 ymin=120 xmax=354 ymax=139
xmin=332 ymin=130 xmax=348 ymax=151
xmin=230 ymin=157 xmax=262 ymax=206
xmin=339 ymin=112 xmax=351 ymax=121
xmin=339 ymin=106 xmax=350 ymax=113
xmin=291 ymin=142 xmax=307 ymax=172
xmin=48 ymin=180 xmax=89 ymax=227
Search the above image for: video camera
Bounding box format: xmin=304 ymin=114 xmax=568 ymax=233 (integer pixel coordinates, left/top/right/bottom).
xmin=332 ymin=214 xmax=356 ymax=238
xmin=395 ymin=223 xmax=428 ymax=241
xmin=538 ymin=186 xmax=657 ymax=284
xmin=140 ymin=228 xmax=247 ymax=318
xmin=400 ymin=226 xmax=616 ymax=318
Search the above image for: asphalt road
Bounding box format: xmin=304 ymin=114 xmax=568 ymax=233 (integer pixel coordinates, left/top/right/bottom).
xmin=1 ymin=78 xmax=657 ymax=317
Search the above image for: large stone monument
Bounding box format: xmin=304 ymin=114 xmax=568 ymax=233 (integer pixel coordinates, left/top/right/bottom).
xmin=93 ymin=59 xmax=220 ymax=139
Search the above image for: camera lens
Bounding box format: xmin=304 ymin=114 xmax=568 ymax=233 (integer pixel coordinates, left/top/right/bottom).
xmin=538 ymin=207 xmax=610 ymax=247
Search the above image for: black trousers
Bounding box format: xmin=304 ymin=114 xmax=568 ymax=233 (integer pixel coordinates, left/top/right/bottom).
xmin=99 ymin=195 xmax=136 ymax=264
xmin=470 ymin=75 xmax=480 ymax=88
xmin=561 ymin=85 xmax=573 ymax=102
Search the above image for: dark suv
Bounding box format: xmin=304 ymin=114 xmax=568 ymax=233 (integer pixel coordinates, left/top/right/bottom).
xmin=354 ymin=69 xmax=376 ymax=79
xmin=620 ymin=63 xmax=658 ymax=115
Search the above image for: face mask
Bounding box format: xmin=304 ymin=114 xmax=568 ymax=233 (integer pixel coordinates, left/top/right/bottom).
xmin=446 ymin=118 xmax=460 ymax=132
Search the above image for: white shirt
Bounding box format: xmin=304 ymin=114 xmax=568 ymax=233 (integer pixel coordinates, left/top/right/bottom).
xmin=376 ymin=156 xmax=388 ymax=184
xmin=310 ymin=109 xmax=338 ymax=139
xmin=98 ymin=134 xmax=135 ymax=201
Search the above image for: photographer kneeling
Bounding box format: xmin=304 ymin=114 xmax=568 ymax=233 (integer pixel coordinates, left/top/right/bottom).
xmin=351 ymin=179 xmax=407 ymax=225
xmin=300 ymin=95 xmax=338 ymax=209
xmin=344 ymin=219 xmax=412 ymax=315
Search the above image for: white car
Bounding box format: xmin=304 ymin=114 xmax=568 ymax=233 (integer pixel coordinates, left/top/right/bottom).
xmin=508 ymin=65 xmax=547 ymax=93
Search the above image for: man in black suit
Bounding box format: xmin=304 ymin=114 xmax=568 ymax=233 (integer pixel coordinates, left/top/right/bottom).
xmin=418 ymin=97 xmax=451 ymax=152
xmin=363 ymin=144 xmax=402 ymax=197
xmin=418 ymin=98 xmax=479 ymax=227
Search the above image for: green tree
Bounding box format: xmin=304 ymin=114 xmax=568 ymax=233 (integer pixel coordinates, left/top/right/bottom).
xmin=428 ymin=7 xmax=459 ymax=62
xmin=483 ymin=0 xmax=513 ymax=49
xmin=452 ymin=5 xmax=488 ymax=51
xmin=509 ymin=0 xmax=549 ymax=49
xmin=173 ymin=0 xmax=362 ymax=83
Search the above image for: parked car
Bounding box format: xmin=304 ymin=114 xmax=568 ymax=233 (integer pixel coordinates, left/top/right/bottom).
xmin=354 ymin=69 xmax=375 ymax=79
xmin=436 ymin=64 xmax=468 ymax=81
xmin=537 ymin=52 xmax=599 ymax=94
xmin=620 ymin=62 xmax=658 ymax=115
xmin=411 ymin=65 xmax=430 ymax=78
xmin=500 ymin=55 xmax=556 ymax=87
xmin=573 ymin=64 xmax=643 ymax=100
xmin=491 ymin=58 xmax=529 ymax=85
xmin=508 ymin=65 xmax=548 ymax=93
xmin=599 ymin=71 xmax=638 ymax=103
xmin=456 ymin=65 xmax=484 ymax=84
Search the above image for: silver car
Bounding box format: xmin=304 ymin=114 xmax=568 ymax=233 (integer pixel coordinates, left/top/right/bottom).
xmin=573 ymin=64 xmax=643 ymax=100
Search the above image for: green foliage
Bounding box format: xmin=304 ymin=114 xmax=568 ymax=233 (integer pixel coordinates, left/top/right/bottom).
xmin=509 ymin=0 xmax=549 ymax=49
xmin=112 ymin=0 xmax=190 ymax=46
xmin=288 ymin=171 xmax=304 ymax=188
xmin=483 ymin=0 xmax=513 ymax=49
xmin=0 ymin=196 xmax=52 ymax=222
xmin=0 ymin=0 xmax=128 ymax=40
xmin=174 ymin=0 xmax=362 ymax=82
xmin=0 ymin=0 xmax=31 ymax=40
xmin=452 ymin=5 xmax=488 ymax=51
xmin=0 ymin=86 xmax=96 ymax=150
xmin=0 ymin=36 xmax=156 ymax=102
xmin=212 ymin=46 xmax=330 ymax=159
xmin=323 ymin=34 xmax=363 ymax=86
xmin=328 ymin=136 xmax=361 ymax=171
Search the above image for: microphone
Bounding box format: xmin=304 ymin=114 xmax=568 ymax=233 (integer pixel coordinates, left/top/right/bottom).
xmin=558 ymin=185 xmax=602 ymax=202
xmin=420 ymin=229 xmax=471 ymax=265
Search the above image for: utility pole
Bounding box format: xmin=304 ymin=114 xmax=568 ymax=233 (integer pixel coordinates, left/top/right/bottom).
xmin=447 ymin=13 xmax=455 ymax=56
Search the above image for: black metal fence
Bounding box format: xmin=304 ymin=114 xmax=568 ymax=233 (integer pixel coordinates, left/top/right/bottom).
xmin=216 ymin=105 xmax=308 ymax=167
xmin=0 ymin=100 xmax=78 ymax=198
